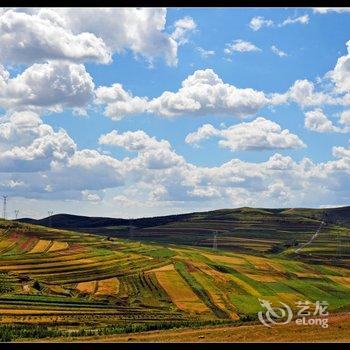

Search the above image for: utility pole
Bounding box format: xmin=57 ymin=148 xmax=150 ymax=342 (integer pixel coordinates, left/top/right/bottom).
xmin=2 ymin=195 xmax=8 ymax=220
xmin=213 ymin=231 xmax=218 ymax=251
xmin=48 ymin=211 xmax=53 ymax=228
xmin=129 ymin=218 xmax=134 ymax=240
xmin=14 ymin=210 xmax=19 ymax=220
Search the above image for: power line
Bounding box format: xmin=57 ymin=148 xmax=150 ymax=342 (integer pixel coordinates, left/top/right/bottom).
xmin=14 ymin=210 xmax=19 ymax=220
xmin=2 ymin=195 xmax=8 ymax=220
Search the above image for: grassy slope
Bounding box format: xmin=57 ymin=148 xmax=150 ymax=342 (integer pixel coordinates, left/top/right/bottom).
xmin=0 ymin=217 xmax=349 ymax=341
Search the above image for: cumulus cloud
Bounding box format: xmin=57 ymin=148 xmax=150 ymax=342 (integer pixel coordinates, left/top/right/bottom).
xmin=0 ymin=111 xmax=76 ymax=172
xmin=224 ymin=39 xmax=261 ymax=54
xmin=94 ymin=69 xmax=268 ymax=120
xmin=99 ymin=130 xmax=184 ymax=170
xmin=249 ymin=16 xmax=273 ymax=31
xmin=185 ymin=124 xmax=220 ymax=145
xmin=0 ymin=9 xmax=111 ymax=65
xmin=271 ymin=45 xmax=287 ymax=57
xmin=6 ymin=8 xmax=179 ymax=67
xmin=99 ymin=130 xmax=170 ymax=151
xmin=330 ymin=40 xmax=350 ymax=94
xmin=171 ymin=16 xmax=196 ymax=45
xmin=62 ymin=8 xmax=178 ymax=66
xmin=186 ymin=117 xmax=306 ymax=151
xmin=304 ymin=109 xmax=350 ymax=133
xmin=148 ymin=69 xmax=268 ymax=118
xmin=270 ymin=79 xmax=337 ymax=107
xmin=94 ymin=84 xmax=148 ymax=121
xmin=0 ymin=61 xmax=94 ymax=112
xmin=304 ymin=109 xmax=340 ymax=132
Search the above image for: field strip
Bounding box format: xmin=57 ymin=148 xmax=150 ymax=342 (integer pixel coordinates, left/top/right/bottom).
xmin=95 ymin=277 xmax=120 ymax=296
xmin=76 ymin=281 xmax=98 ymax=294
xmin=202 ymin=253 xmax=247 ymax=266
xmin=155 ymin=264 xmax=211 ymax=315
xmin=47 ymin=241 xmax=69 ymax=252
xmin=28 ymin=240 xmax=52 ymax=254
xmin=191 ymin=271 xmax=238 ymax=320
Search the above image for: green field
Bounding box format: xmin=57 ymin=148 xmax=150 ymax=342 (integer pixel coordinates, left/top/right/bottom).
xmin=0 ymin=213 xmax=350 ymax=342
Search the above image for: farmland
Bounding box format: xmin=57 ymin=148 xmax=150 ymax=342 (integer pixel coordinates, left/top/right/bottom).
xmin=1 ymin=208 xmax=350 ymax=342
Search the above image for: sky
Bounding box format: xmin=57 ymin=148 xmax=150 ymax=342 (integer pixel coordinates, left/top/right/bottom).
xmin=1 ymin=7 xmax=350 ymax=219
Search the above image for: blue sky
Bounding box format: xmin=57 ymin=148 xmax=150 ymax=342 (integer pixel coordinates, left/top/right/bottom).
xmin=1 ymin=7 xmax=350 ymax=219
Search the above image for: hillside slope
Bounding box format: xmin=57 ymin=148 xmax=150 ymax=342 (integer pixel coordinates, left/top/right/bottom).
xmin=19 ymin=207 xmax=350 ymax=265
xmin=0 ymin=219 xmax=349 ymax=341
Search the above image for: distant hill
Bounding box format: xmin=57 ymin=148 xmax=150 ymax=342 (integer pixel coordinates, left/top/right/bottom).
xmin=18 ymin=206 xmax=350 ymax=230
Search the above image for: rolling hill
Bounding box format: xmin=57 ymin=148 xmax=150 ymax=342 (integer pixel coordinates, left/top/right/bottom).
xmin=0 ymin=213 xmax=350 ymax=341
xmin=18 ymin=207 xmax=350 ymax=266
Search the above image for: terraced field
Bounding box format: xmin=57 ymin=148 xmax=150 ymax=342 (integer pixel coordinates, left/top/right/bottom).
xmin=0 ymin=217 xmax=349 ymax=342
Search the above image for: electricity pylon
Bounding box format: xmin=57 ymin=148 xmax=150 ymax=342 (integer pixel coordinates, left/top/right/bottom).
xmin=2 ymin=195 xmax=8 ymax=220
xmin=213 ymin=231 xmax=218 ymax=251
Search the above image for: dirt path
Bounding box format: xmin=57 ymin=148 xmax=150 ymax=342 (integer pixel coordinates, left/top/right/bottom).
xmin=31 ymin=313 xmax=350 ymax=343
xmin=295 ymin=221 xmax=325 ymax=254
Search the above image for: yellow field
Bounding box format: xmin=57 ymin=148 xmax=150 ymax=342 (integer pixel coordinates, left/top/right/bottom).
xmin=245 ymin=273 xmax=282 ymax=282
xmin=47 ymin=241 xmax=69 ymax=252
xmin=95 ymin=278 xmax=120 ymax=296
xmin=154 ymin=265 xmax=210 ymax=315
xmin=192 ymin=271 xmax=238 ymax=320
xmin=328 ymin=276 xmax=350 ymax=285
xmin=76 ymin=281 xmax=97 ymax=294
xmin=202 ymin=253 xmax=247 ymax=266
xmin=28 ymin=240 xmax=52 ymax=254
xmin=146 ymin=264 xmax=174 ymax=273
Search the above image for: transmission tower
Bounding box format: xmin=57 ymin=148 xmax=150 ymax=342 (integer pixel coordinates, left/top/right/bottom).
xmin=14 ymin=210 xmax=19 ymax=220
xmin=47 ymin=211 xmax=53 ymax=228
xmin=212 ymin=231 xmax=218 ymax=251
xmin=129 ymin=219 xmax=134 ymax=240
xmin=2 ymin=195 xmax=8 ymax=220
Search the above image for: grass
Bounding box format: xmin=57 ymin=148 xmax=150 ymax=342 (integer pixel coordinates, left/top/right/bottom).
xmin=0 ymin=217 xmax=349 ymax=341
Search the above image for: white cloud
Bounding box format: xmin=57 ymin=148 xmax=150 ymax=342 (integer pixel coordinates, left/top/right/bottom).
xmin=330 ymin=40 xmax=350 ymax=93
xmin=304 ymin=109 xmax=341 ymax=132
xmin=279 ymin=15 xmax=309 ymax=27
xmin=94 ymin=83 xmax=148 ymax=121
xmin=0 ymin=9 xmax=111 ymax=65
xmin=94 ymin=69 xmax=268 ymax=120
xmin=0 ymin=61 xmax=95 ymax=112
xmin=171 ymin=16 xmax=196 ymax=46
xmin=313 ymin=8 xmax=350 ymax=14
xmin=196 ymin=47 xmax=215 ymax=58
xmin=270 ymin=79 xmax=337 ymax=107
xmin=99 ymin=130 xmax=184 ymax=170
xmin=186 ymin=117 xmax=306 ymax=151
xmin=224 ymin=39 xmax=261 ymax=54
xmin=304 ymin=109 xmax=350 ymax=133
xmin=185 ymin=124 xmax=220 ymax=145
xmin=340 ymin=110 xmax=350 ymax=127
xmin=57 ymin=8 xmax=178 ymax=67
xmin=148 ymin=69 xmax=268 ymax=118
xmin=99 ymin=130 xmax=169 ymax=151
xmin=271 ymin=45 xmax=287 ymax=57
xmin=249 ymin=16 xmax=273 ymax=31
xmin=2 ymin=8 xmax=179 ymax=67
xmin=0 ymin=111 xmax=76 ymax=172
xmin=82 ymin=190 xmax=102 ymax=202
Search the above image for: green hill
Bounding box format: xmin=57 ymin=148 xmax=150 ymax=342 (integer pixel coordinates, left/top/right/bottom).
xmin=0 ymin=217 xmax=349 ymax=341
